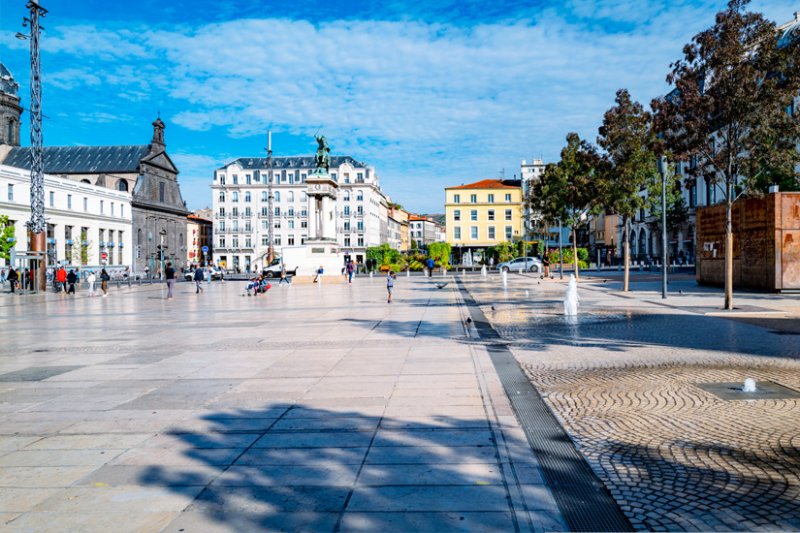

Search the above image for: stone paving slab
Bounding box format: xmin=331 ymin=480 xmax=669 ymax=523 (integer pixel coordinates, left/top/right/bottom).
xmin=0 ymin=277 xmax=562 ymax=532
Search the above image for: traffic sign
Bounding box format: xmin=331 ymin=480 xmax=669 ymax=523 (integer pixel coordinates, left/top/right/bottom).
xmin=202 ymin=246 xmax=209 ymax=253
xmin=101 ymin=252 xmax=108 ymax=260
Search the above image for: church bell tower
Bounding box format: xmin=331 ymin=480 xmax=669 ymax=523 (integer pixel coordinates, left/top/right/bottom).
xmin=0 ymin=64 xmax=22 ymax=147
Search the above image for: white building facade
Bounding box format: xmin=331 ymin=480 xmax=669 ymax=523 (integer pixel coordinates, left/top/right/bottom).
xmin=211 ymin=156 xmax=389 ymax=272
xmin=0 ymin=164 xmax=132 ymax=269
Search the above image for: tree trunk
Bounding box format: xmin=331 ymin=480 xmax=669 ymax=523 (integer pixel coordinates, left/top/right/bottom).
xmin=572 ymin=227 xmax=579 ymax=282
xmin=724 ymin=178 xmax=734 ymax=310
xmin=623 ymin=216 xmax=630 ymax=292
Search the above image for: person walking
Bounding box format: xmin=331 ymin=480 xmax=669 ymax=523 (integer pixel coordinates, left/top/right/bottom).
xmin=194 ymin=264 xmax=205 ymax=293
xmin=313 ymin=265 xmax=323 ymax=283
xmin=66 ymin=269 xmax=78 ymax=295
xmin=426 ymin=258 xmax=434 ymax=277
xmin=347 ymin=259 xmax=356 ymax=284
xmin=7 ymin=267 xmax=18 ymax=293
xmin=542 ymin=254 xmax=550 ymax=278
xmin=100 ymin=268 xmax=110 ymax=297
xmin=278 ymin=264 xmax=291 ymax=286
xmin=56 ymin=266 xmax=67 ymax=293
xmin=87 ymin=270 xmax=96 ymax=297
xmin=386 ymin=269 xmax=396 ymax=303
xmin=165 ymin=262 xmax=176 ymax=300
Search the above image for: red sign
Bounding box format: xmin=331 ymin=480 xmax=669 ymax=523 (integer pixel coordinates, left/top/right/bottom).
xmin=101 ymin=252 xmax=108 ymax=260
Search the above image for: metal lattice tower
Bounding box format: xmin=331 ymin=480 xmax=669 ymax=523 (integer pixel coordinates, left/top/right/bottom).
xmin=25 ymin=0 xmax=47 ymax=235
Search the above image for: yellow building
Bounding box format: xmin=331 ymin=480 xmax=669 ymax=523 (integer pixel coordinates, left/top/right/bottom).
xmin=445 ymin=179 xmax=524 ymax=262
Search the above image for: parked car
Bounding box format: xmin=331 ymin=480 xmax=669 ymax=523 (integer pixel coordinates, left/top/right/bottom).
xmin=497 ymin=256 xmax=543 ymax=273
xmin=183 ymin=267 xmax=223 ymax=281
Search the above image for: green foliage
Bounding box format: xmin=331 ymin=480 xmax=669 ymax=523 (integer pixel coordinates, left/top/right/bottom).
xmin=427 ymin=242 xmax=451 ymax=269
xmin=0 ymin=215 xmax=15 ymax=261
xmin=73 ymin=240 xmax=92 ymax=266
xmin=366 ymin=244 xmax=402 ymax=267
xmin=549 ymin=247 xmax=588 ymax=268
xmin=596 ymin=89 xmax=659 ymax=220
xmin=532 ymin=133 xmax=601 ymax=231
xmin=408 ymin=260 xmax=425 ymax=271
xmin=489 ymin=241 xmax=516 ymax=263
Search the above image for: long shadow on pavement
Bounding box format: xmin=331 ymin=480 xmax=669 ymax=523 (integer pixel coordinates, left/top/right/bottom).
xmin=136 ymin=405 xmax=566 ymax=532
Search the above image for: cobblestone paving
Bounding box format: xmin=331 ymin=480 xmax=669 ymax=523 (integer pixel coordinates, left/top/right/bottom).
xmin=469 ymin=276 xmax=800 ymax=531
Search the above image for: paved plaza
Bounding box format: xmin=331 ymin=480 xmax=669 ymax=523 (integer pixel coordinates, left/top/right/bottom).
xmin=0 ymin=276 xmax=565 ymax=532
xmin=2 ymin=272 xmax=800 ymax=532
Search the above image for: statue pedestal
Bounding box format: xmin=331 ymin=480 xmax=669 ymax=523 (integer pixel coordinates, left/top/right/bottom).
xmin=277 ymin=167 xmax=343 ymax=279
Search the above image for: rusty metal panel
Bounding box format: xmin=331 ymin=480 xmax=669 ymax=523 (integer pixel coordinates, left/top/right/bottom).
xmin=781 ymin=230 xmax=800 ymax=289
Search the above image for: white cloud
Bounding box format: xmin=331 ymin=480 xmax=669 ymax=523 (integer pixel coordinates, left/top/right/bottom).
xmin=23 ymin=1 xmax=800 ymax=211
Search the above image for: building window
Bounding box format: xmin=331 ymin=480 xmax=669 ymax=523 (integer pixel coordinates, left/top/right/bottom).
xmin=689 ymin=182 xmax=697 ymax=208
xmin=274 ymin=207 xmax=280 ymax=216
xmin=246 ymin=174 xmax=251 ymax=185
xmin=245 ymin=207 xmax=252 ymax=217
xmin=274 ymin=191 xmax=280 ymax=202
xmin=245 ymin=236 xmax=252 ymax=247
xmin=288 ymin=220 xmax=295 ymax=229
xmin=261 ymin=207 xmax=268 ymax=216
xmin=357 ymin=206 xmax=363 ymax=216
xmin=301 ymin=220 xmax=307 ymax=229
xmin=357 ymin=192 xmax=363 ymax=201
xmin=261 ymin=191 xmax=267 ymax=202
xmin=219 ymin=207 xmax=225 ymax=216
xmin=470 ymin=226 xmax=478 ymax=239
xmin=453 ymin=194 xmax=460 ymax=204
xmin=505 ymin=193 xmax=512 ymax=202
xmin=344 ymin=221 xmax=351 ymax=231
xmin=159 ymin=182 xmax=165 ymax=202
xmin=505 ymin=209 xmax=512 ymax=221
xmin=344 ymin=206 xmax=350 ymax=216
xmin=219 ymin=191 xmax=226 ymax=202
xmin=344 ymin=193 xmax=350 ymax=202
xmin=219 ymin=175 xmax=226 ymax=185
xmin=232 ymin=192 xmax=239 ymax=203
xmin=275 ymin=236 xmax=282 ymax=246
xmin=344 ymin=236 xmax=351 ymax=247
xmin=470 ymin=210 xmax=478 ymax=221
xmin=121 ymin=205 xmax=124 ymax=217
xmin=245 ymin=192 xmax=251 ymax=203
xmin=454 ymin=227 xmax=461 ymax=240
xmin=232 ymin=207 xmax=239 ymax=216
xmin=505 ymin=226 xmax=512 ymax=239
xmin=220 ymin=221 xmax=226 ymax=231
xmin=470 ymin=194 xmax=477 ymax=203
xmin=288 ymin=235 xmax=295 ymax=245
xmin=357 ymin=236 xmax=364 ymax=246
xmin=100 ymin=200 xmax=104 ymax=214
xmin=111 ymin=203 xmax=115 ymax=216
xmin=488 ymin=193 xmax=494 ymax=203
xmin=219 ymin=236 xmax=226 ymax=247
xmin=232 ymin=174 xmax=238 ymax=185
xmin=357 ymin=221 xmax=364 ymax=231
xmin=274 ymin=220 xmax=281 ymax=229
xmin=453 ymin=210 xmax=460 ymax=221
xmin=117 ymin=179 xmax=128 ymax=192
xmin=232 ymin=236 xmax=239 ymax=248
xmin=84 ymin=197 xmax=88 ymax=211
xmin=488 ymin=209 xmax=495 ymax=221
xmin=6 ymin=184 xmax=12 ymax=201
xmin=49 ymin=191 xmax=54 ymax=207
xmin=488 ymin=226 xmax=496 ymax=239
xmin=288 ymin=191 xmax=294 ymax=202
xmin=67 ymin=194 xmax=72 ymax=209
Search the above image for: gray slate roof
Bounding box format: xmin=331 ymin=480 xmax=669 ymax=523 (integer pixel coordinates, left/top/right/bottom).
xmin=228 ymin=155 xmax=367 ymax=170
xmin=3 ymin=145 xmax=150 ymax=174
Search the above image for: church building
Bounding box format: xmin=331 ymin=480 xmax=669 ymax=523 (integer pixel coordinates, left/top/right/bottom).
xmin=0 ymin=63 xmax=189 ymax=274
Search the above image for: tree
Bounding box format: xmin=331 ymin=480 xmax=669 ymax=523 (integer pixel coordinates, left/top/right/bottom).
xmin=652 ymin=0 xmax=800 ymax=309
xmin=533 ymin=133 xmax=600 ymax=280
xmin=427 ymin=242 xmax=451 ymax=269
xmin=0 ymin=215 xmax=15 ymax=261
xmin=596 ymin=89 xmax=660 ymax=291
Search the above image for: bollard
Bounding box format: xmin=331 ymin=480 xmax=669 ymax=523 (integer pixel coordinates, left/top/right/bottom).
xmin=502 ymin=269 xmax=508 ymax=287
xmin=406 ymin=269 xmax=410 ymax=278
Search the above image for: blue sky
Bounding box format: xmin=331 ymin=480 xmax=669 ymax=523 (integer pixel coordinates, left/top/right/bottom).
xmin=0 ymin=0 xmax=797 ymax=213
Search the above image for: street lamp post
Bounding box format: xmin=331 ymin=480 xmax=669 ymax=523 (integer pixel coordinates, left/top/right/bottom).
xmin=266 ymin=130 xmax=274 ymax=266
xmin=658 ymin=156 xmax=668 ymax=299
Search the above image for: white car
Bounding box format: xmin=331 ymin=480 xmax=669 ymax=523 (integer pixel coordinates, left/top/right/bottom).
xmin=497 ymin=257 xmax=543 ymax=273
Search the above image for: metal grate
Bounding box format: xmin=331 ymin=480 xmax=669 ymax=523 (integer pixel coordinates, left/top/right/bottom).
xmin=458 ymin=280 xmax=633 ymax=532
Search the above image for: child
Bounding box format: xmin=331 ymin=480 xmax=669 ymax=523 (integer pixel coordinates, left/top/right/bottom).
xmin=387 ymin=270 xmax=396 ymax=303
xmin=313 ymin=265 xmax=324 ymax=283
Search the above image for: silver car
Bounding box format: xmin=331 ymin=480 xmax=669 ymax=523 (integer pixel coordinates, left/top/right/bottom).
xmin=497 ymin=256 xmax=543 ymax=273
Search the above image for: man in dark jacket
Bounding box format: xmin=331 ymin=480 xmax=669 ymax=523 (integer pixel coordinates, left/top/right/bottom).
xmin=7 ymin=267 xmax=18 ymax=293
xmin=66 ymin=269 xmax=78 ymax=295
xmin=165 ymin=262 xmax=176 ymax=300
xmin=194 ymin=265 xmax=204 ymax=294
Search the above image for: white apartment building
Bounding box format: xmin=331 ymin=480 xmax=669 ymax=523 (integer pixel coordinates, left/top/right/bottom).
xmin=408 ymin=214 xmax=444 ymax=249
xmin=0 ymin=164 xmax=132 ymax=269
xmin=211 ymin=155 xmax=389 ymax=272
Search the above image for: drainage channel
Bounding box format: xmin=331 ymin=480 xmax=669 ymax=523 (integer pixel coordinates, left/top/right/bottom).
xmin=456 ymin=279 xmax=632 ymax=532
